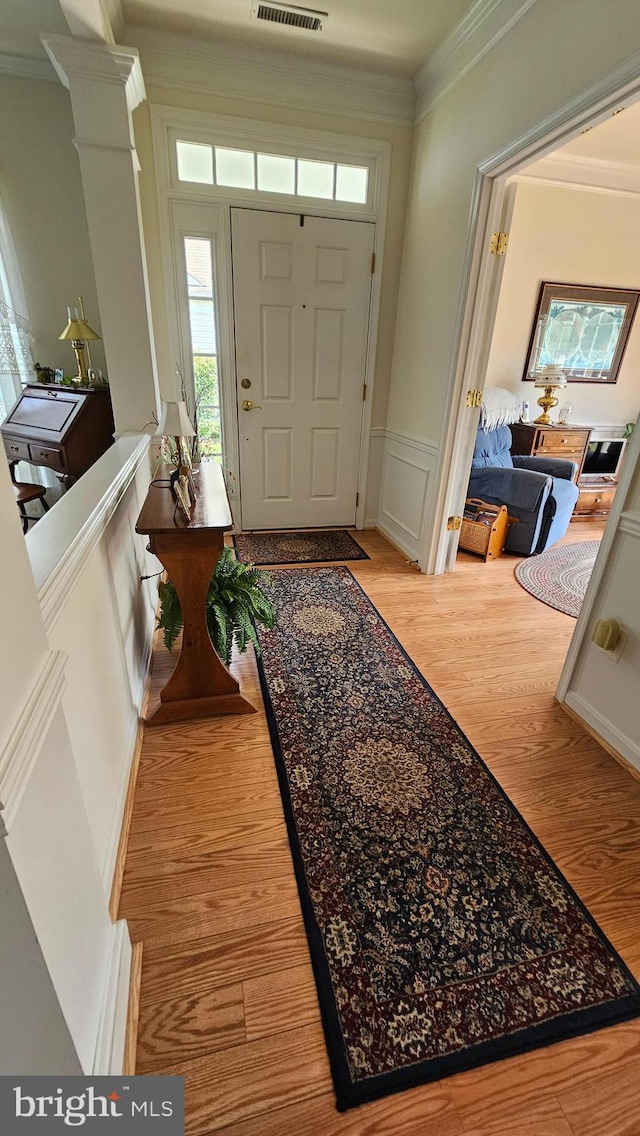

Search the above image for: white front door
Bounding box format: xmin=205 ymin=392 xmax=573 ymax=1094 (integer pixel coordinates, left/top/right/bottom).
xmin=231 ymin=208 xmax=374 ymax=529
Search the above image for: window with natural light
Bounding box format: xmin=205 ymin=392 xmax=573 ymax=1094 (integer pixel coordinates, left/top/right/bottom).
xmin=184 ymin=236 xmax=222 ymax=462
xmin=176 ymin=141 xmax=370 ymax=205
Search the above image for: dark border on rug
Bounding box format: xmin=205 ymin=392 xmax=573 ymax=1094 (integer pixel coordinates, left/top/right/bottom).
xmin=233 ymin=529 xmax=370 ymax=566
xmin=255 ymin=565 xmax=640 ymax=1112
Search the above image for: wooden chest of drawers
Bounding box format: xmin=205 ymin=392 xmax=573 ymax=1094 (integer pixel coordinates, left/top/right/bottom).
xmin=574 ymin=480 xmax=617 ymax=518
xmin=509 ymin=423 xmax=591 ymax=482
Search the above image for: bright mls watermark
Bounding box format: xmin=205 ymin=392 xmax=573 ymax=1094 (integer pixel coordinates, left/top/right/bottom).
xmin=0 ymin=1077 xmax=184 ymax=1133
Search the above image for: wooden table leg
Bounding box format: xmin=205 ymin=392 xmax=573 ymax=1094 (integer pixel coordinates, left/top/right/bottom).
xmin=147 ymin=529 xmax=255 ymax=725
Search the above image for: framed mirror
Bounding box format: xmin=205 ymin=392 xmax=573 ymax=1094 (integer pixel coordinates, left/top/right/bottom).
xmin=523 ymin=282 xmax=640 ymax=383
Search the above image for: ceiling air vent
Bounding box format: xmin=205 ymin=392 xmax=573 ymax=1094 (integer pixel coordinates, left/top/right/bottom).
xmin=251 ymin=2 xmax=328 ymax=32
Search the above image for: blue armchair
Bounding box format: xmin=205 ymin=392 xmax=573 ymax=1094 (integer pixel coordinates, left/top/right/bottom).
xmin=468 ymin=425 xmax=579 ymax=555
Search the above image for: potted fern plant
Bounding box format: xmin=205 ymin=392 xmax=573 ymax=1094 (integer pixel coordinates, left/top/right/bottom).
xmin=157 ymin=547 xmax=275 ymax=665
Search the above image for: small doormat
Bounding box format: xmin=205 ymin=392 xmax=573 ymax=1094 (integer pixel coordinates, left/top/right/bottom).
xmin=233 ymin=529 xmax=368 ymax=565
xmin=515 ymin=540 xmax=600 ymax=618
xmin=256 ymin=566 xmax=640 ymax=1111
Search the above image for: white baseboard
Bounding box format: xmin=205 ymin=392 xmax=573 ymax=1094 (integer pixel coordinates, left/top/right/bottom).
xmin=93 ymin=920 xmax=132 ymax=1075
xmin=376 ymin=519 xmax=421 ymax=562
xmin=564 ymin=691 xmax=640 ymax=774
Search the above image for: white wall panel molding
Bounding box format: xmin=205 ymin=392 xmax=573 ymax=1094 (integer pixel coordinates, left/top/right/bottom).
xmin=415 ymin=0 xmax=538 ymax=123
xmin=565 ymin=692 xmax=640 ymax=775
xmin=93 ymin=919 xmax=132 ymax=1075
xmin=100 ymin=694 xmax=145 ymax=896
xmin=0 ymin=651 xmax=67 ymax=836
xmin=127 ymin=26 xmax=415 ymax=125
xmin=28 ymin=436 xmax=150 ymax=634
xmin=378 ymin=430 xmax=438 ymax=560
xmin=0 ymin=52 xmax=56 ymax=83
xmin=384 ymin=428 xmax=438 ymax=456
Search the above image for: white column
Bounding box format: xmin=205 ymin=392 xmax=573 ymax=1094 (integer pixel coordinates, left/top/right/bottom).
xmin=42 ymin=35 xmax=161 ymax=435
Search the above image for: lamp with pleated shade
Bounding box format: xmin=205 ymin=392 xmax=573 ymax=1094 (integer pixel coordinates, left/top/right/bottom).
xmin=58 ymin=306 xmax=101 ymax=383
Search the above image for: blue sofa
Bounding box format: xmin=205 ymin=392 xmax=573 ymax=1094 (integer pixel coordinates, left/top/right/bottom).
xmin=468 ymin=425 xmax=579 ymax=555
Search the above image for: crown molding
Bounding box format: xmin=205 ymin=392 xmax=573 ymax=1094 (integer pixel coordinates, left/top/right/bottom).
xmin=0 ymin=52 xmax=57 ymax=83
xmin=124 ymin=25 xmax=415 ymax=127
xmin=41 ymin=34 xmax=146 ymax=111
xmin=415 ymin=0 xmax=539 ymax=124
xmin=514 ymin=151 xmax=640 ymax=196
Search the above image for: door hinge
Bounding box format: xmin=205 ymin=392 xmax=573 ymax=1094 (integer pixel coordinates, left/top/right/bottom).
xmin=356 ymin=492 xmax=360 ymax=507
xmin=466 ymin=389 xmax=483 ymax=408
xmin=370 ymin=252 xmax=376 ymax=274
xmin=447 ymin=516 xmax=462 ymax=531
xmin=489 ymin=231 xmax=509 ymax=256
xmin=362 ymin=383 xmax=367 ymax=401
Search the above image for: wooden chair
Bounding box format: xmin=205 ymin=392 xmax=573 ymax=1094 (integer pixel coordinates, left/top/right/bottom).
xmin=10 ymin=465 xmax=50 ymax=533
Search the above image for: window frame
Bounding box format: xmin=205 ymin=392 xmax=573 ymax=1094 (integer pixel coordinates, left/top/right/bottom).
xmin=165 ymin=117 xmax=381 ymax=218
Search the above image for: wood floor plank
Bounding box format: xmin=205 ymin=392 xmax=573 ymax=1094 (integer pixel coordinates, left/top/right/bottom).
xmin=212 ymin=1084 xmax=464 ymax=1136
xmin=460 ymin=1111 xmax=575 ymax=1136
xmin=242 ymin=962 xmax=320 ymax=1042
xmin=121 ymin=838 xmax=294 ymax=907
xmin=140 ymin=919 xmax=311 ymax=1002
xmin=447 ymin=1024 xmax=640 ymax=1130
xmin=123 ymin=878 xmax=302 ymax=948
xmin=136 ymin=983 xmax=245 ymax=1074
xmin=161 ymin=1023 xmax=331 ymax=1133
xmin=125 ymin=815 xmax=287 ymax=875
xmin=559 ymin=1061 xmax=640 ymax=1135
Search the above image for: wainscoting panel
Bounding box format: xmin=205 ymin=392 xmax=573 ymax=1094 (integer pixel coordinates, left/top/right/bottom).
xmin=564 ymin=515 xmax=640 ymax=771
xmin=378 ymin=430 xmax=439 ymax=561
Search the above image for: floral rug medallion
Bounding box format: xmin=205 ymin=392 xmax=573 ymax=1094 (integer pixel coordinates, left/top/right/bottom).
xmin=233 ymin=529 xmax=368 ymax=565
xmin=256 ymin=566 xmax=640 ymax=1111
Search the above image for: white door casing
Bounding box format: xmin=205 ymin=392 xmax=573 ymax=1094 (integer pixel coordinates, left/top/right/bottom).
xmin=231 ymin=208 xmax=374 ymax=529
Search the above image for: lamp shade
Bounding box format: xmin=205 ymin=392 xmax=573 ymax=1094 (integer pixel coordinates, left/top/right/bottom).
xmin=158 ymin=399 xmax=196 ymax=437
xmin=59 ymin=317 xmax=101 ymax=342
xmin=534 ymin=365 xmax=567 ymax=388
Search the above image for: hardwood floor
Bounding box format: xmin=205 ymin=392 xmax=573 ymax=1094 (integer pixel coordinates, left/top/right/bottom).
xmin=118 ymin=522 xmax=640 ymax=1135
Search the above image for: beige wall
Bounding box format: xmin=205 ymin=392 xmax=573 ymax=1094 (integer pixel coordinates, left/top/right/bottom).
xmin=0 ymin=74 xmax=106 ymax=378
xmin=132 ymin=85 xmax=413 ymax=428
xmin=387 ymin=0 xmax=640 ymax=450
xmin=486 ymin=180 xmax=640 ymax=430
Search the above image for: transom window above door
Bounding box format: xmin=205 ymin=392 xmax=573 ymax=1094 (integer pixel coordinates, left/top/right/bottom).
xmin=176 ymin=140 xmax=369 ymax=205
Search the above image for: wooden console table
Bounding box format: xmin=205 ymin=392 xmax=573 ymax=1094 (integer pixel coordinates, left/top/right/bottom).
xmin=136 ymin=462 xmax=255 ymax=725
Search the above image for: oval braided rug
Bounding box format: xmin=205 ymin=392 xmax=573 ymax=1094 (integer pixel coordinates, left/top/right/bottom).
xmin=515 ymin=540 xmax=600 ymax=618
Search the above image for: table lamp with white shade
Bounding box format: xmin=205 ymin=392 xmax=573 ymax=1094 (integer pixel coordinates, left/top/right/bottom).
xmin=157 ymin=399 xmax=196 ymax=464
xmin=533 ymin=365 xmax=567 ymax=425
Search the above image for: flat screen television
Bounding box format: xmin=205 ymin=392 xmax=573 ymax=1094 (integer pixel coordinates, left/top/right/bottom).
xmin=581 ymin=437 xmax=627 ymax=479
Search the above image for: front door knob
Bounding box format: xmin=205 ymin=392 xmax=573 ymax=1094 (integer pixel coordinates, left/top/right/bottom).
xmin=241 ymin=400 xmax=262 ymax=411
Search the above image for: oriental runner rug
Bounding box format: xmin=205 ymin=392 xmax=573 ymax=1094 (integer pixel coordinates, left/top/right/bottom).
xmin=233 ymin=529 xmax=368 ymax=566
xmin=255 ymin=566 xmax=640 ymax=1111
xmin=515 ymin=540 xmax=599 ymax=618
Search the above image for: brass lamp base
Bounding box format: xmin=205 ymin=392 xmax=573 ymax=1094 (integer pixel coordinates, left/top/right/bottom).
xmin=70 ymin=339 xmax=89 ymax=383
xmin=534 ymin=385 xmax=560 ymax=425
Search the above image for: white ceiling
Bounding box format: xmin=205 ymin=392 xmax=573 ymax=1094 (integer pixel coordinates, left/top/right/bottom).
xmin=121 ymin=0 xmax=476 ymax=78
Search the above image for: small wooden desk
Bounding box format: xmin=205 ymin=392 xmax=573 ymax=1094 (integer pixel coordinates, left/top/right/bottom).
xmin=136 ymin=462 xmax=255 ymax=725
